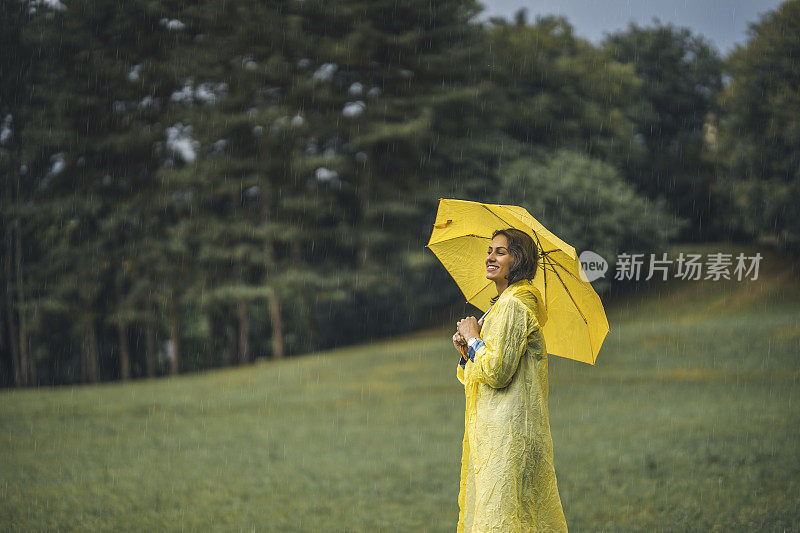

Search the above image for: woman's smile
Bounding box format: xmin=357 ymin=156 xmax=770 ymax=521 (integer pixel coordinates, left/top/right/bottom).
xmin=485 ymin=234 xmax=513 ymax=285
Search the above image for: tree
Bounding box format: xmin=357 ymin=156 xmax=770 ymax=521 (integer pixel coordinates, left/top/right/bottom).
xmin=605 ymin=21 xmax=723 ymax=239
xmin=0 ymin=0 xmax=36 ymax=386
xmin=486 ymin=15 xmax=643 ymax=168
xmin=7 ymin=0 xmax=693 ymax=385
xmin=153 ymin=0 xmax=310 ymax=364
xmin=22 ymin=0 xmax=188 ymax=382
xmin=287 ymin=0 xmax=494 ymax=340
xmin=716 ymin=0 xmax=800 ymax=251
xmin=480 ymin=13 xmax=681 ymax=283
xmin=499 ymin=149 xmax=684 ymax=292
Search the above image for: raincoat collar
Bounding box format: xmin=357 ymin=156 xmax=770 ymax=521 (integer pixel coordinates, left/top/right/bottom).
xmin=498 ymin=279 xmax=548 ymax=327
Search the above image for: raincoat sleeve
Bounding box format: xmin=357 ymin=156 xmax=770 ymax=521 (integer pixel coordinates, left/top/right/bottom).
xmin=459 ymin=295 xmax=534 ymax=389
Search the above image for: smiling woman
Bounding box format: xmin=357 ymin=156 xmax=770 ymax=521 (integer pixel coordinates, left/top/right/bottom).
xmin=485 ymin=229 xmax=540 ymax=301
xmin=452 ymin=228 xmax=568 ymax=532
xmin=484 ymin=234 xmax=515 ymax=291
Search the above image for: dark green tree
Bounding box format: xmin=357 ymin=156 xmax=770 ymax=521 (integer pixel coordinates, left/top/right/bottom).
xmin=605 ymin=21 xmax=723 ymax=239
xmin=21 ymin=0 xmax=189 ymax=382
xmin=485 ymin=15 xmax=643 ymax=168
xmin=0 ymin=0 xmax=36 ymax=386
xmin=500 ymin=149 xmax=684 ymax=292
xmin=154 ymin=0 xmax=314 ymax=363
xmin=481 ymin=13 xmax=679 ymax=284
xmin=716 ymin=0 xmax=800 ymax=251
xmin=287 ymin=0 xmax=494 ymax=340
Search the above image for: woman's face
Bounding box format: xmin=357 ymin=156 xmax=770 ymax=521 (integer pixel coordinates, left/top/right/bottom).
xmin=486 ymin=234 xmax=514 ymax=283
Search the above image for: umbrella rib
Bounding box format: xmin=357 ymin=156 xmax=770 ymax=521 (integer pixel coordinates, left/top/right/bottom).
xmin=532 ymin=232 xmax=549 ymax=309
xmin=550 ymin=267 xmax=589 ymax=325
xmin=540 ymin=250 xmax=588 ymax=285
xmin=540 ymin=246 xmax=599 ymax=362
xmin=480 ymin=204 xmax=518 ymax=230
xmin=552 ymin=258 xmax=588 ymax=285
xmin=538 ymin=245 xmax=589 ymax=313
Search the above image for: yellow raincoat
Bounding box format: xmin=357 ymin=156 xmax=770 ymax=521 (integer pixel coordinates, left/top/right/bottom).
xmin=456 ymin=280 xmax=567 ymax=532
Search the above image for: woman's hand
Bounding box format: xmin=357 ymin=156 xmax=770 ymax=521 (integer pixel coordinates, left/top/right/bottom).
xmin=453 ymin=332 xmax=467 ymax=355
xmin=457 ymin=316 xmax=481 ymax=341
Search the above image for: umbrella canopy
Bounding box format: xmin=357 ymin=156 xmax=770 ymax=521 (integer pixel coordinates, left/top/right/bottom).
xmin=427 ymin=198 xmax=609 ymax=364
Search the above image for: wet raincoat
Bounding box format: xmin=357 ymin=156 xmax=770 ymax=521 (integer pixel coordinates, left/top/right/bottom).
xmin=456 ymin=280 xmax=567 ymax=532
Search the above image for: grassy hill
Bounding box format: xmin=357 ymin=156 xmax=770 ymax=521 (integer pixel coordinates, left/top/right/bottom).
xmin=1 ymin=245 xmax=799 ymax=531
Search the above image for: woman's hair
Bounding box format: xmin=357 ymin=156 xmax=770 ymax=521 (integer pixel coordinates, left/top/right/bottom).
xmin=493 ymin=227 xmax=539 ymax=285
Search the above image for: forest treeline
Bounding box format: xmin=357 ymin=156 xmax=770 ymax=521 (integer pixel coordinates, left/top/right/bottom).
xmin=1 ymin=0 xmax=798 ymax=386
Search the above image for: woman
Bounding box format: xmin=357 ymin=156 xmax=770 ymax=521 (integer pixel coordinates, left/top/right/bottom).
xmin=453 ymin=228 xmax=567 ymax=532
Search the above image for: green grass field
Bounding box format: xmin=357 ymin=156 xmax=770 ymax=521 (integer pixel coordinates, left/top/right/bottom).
xmin=2 ymin=245 xmax=799 ymax=531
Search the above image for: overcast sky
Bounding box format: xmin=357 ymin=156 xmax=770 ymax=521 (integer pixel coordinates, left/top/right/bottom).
xmin=477 ymin=0 xmax=785 ymax=53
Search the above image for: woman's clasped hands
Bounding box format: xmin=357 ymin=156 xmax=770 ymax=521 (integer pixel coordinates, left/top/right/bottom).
xmin=453 ymin=316 xmax=483 ymax=357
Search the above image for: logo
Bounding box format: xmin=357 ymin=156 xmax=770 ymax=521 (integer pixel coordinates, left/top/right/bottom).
xmin=579 ymin=250 xmax=608 ymax=282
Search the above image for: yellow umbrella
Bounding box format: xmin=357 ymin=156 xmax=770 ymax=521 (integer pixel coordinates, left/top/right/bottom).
xmin=427 ymin=198 xmax=609 ymax=364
